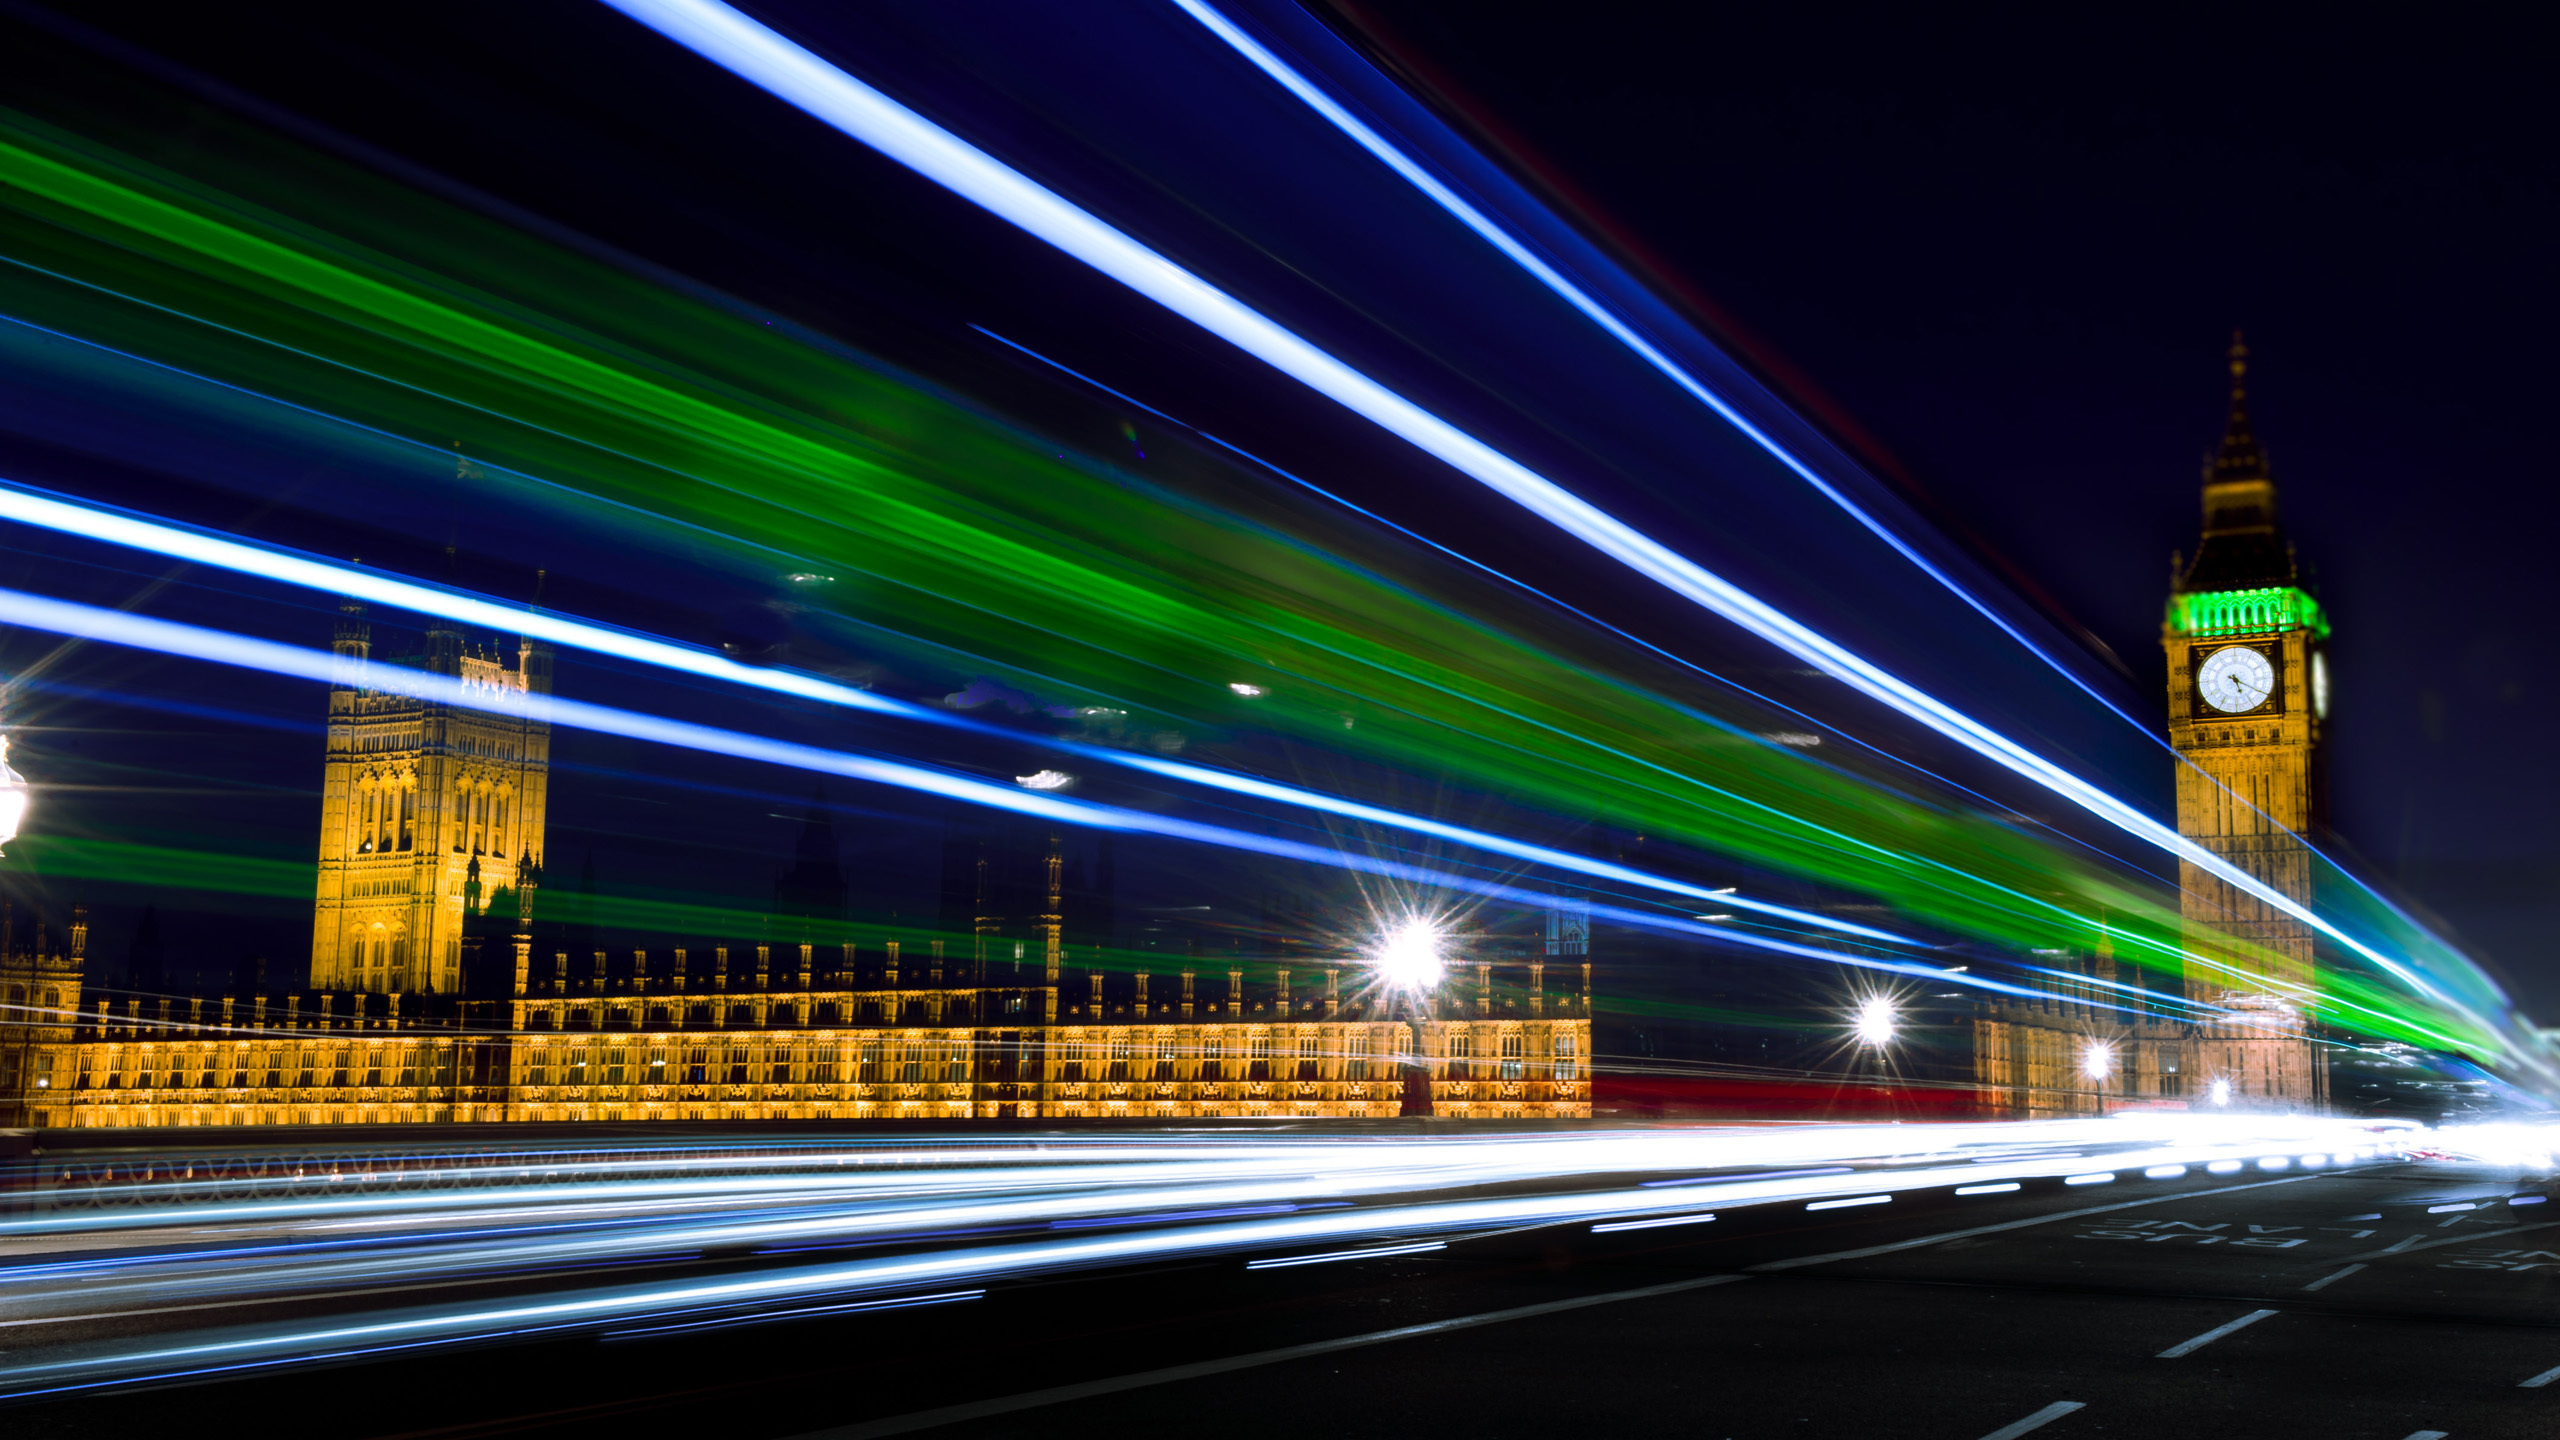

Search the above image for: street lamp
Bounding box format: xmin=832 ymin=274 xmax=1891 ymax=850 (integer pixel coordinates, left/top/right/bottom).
xmin=1851 ymin=995 xmax=1897 ymax=1047
xmin=0 ymin=735 xmax=26 ymax=856
xmin=2208 ymin=1076 xmax=2232 ymax=1107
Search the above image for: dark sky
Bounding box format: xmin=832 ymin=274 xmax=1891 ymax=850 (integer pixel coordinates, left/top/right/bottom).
xmin=1339 ymin=1 xmax=2560 ymax=1008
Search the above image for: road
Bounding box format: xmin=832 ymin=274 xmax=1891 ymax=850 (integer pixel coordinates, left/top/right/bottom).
xmin=3 ymin=1123 xmax=2554 ymax=1438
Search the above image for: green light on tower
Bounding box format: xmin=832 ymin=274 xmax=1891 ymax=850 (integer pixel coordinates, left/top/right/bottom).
xmin=2167 ymin=586 xmax=2329 ymax=639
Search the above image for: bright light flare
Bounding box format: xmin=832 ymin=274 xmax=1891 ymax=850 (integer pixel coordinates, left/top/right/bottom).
xmin=1371 ymin=917 xmax=1447 ymax=990
xmin=0 ymin=735 xmax=24 ymax=853
xmin=2208 ymin=1077 xmax=2233 ymax=1107
xmin=1851 ymin=995 xmax=1897 ymax=1047
xmin=2081 ymin=1041 xmax=2115 ymax=1082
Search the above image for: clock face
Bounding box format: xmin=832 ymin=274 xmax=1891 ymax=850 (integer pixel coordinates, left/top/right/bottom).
xmin=2311 ymin=651 xmax=2330 ymax=719
xmin=2198 ymin=645 xmax=2276 ymax=713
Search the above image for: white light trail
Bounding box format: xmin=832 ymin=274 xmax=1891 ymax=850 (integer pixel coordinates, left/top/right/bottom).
xmin=0 ymin=483 xmax=1891 ymax=947
xmin=1167 ymin=0 xmax=2154 ymax=734
xmin=1591 ymin=1212 xmax=1717 ymax=1233
xmin=0 ymin=1115 xmax=2422 ymax=1395
xmin=1245 ymin=1241 xmax=1445 ymax=1269
xmin=0 ymin=587 xmax=2066 ymax=1008
xmin=592 ymin=0 xmax=2501 ymax=1051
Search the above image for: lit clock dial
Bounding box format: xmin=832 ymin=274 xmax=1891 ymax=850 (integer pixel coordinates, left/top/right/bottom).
xmin=2197 ymin=645 xmax=2276 ymax=713
xmin=2311 ymin=651 xmax=2330 ymax=719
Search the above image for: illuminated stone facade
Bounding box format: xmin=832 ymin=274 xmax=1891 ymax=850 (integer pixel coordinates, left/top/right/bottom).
xmin=308 ymin=602 xmax=552 ymax=995
xmin=13 ymin=983 xmax=1589 ymax=1128
xmin=5 ymin=611 xmax=1589 ymax=1129
xmin=0 ymin=904 xmax=83 ymax=1126
xmin=2161 ymin=336 xmax=2326 ymax=1107
xmin=1975 ymin=337 xmax=2329 ymax=1113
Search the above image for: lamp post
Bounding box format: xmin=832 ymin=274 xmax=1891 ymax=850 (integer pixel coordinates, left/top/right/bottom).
xmin=2082 ymin=1039 xmax=2116 ymax=1114
xmin=1371 ymin=915 xmax=1445 ymax=1118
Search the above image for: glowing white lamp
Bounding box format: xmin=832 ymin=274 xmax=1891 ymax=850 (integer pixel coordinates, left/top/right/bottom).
xmin=2081 ymin=1040 xmax=2115 ymax=1083
xmin=1373 ymin=917 xmax=1446 ymax=990
xmin=1852 ymin=996 xmax=1896 ymax=1046
xmin=0 ymin=735 xmax=25 ymax=855
xmin=2208 ymin=1077 xmax=2233 ymax=1107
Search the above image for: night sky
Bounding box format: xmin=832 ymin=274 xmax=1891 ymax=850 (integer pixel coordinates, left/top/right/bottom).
xmin=1343 ymin=1 xmax=2560 ymax=1009
xmin=0 ymin=2 xmax=2551 ymax=1023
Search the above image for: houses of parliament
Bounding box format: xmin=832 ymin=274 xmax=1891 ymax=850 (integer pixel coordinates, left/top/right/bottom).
xmin=0 ymin=608 xmax=1593 ymax=1129
xmin=0 ymin=341 xmax=2335 ymax=1129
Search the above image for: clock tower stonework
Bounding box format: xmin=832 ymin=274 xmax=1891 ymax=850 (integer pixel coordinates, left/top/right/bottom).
xmin=2164 ymin=335 xmax=2328 ymax=1108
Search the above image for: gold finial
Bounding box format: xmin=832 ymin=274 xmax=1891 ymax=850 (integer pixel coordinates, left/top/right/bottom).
xmin=2211 ymin=329 xmax=2265 ymax=482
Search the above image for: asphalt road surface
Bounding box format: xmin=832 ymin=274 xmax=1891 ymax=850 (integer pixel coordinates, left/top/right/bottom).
xmin=7 ymin=1143 xmax=2556 ymax=1439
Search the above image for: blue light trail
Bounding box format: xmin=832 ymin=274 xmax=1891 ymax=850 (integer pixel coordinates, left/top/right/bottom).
xmin=0 ymin=584 xmax=2093 ymax=1007
xmin=595 ymin=0 xmax=2506 ymax=1054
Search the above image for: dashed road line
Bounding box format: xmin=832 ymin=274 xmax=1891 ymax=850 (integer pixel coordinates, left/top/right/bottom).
xmin=2301 ymin=1263 xmax=2366 ymax=1292
xmin=2157 ymin=1308 xmax=2279 ymax=1358
xmin=2521 ymin=1362 xmax=2560 ymax=1389
xmin=1977 ymin=1400 xmax=2085 ymax=1439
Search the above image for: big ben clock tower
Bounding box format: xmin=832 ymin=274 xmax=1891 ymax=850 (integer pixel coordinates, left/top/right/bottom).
xmin=2164 ymin=334 xmax=2327 ymax=1108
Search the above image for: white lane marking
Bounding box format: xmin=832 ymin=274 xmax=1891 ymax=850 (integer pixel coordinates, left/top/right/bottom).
xmin=2520 ymin=1362 xmax=2560 ymax=1388
xmin=1807 ymin=1196 xmax=1892 ymax=1212
xmin=1977 ymin=1400 xmax=2086 ymax=1440
xmin=2345 ymin=1221 xmax=2560 ymax=1263
xmin=1246 ymin=1241 xmax=1443 ymax=1270
xmin=1592 ymin=1212 xmax=1716 ymax=1234
xmin=2428 ymin=1203 xmax=2477 ymax=1213
xmin=2157 ymin=1308 xmax=2279 ymax=1358
xmin=2399 ymin=1431 xmax=2449 ymax=1439
xmin=782 ymin=1274 xmax=1752 ymax=1438
xmin=1956 ymin=1183 xmax=2021 ymax=1196
xmin=2063 ymin=1173 xmax=2115 ymax=1186
xmin=1747 ymin=1174 xmax=2321 ymax=1273
xmin=2301 ymin=1263 xmax=2366 ymax=1292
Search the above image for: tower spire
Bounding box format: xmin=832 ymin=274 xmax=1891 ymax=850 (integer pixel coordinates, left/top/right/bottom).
xmin=2211 ymin=329 xmax=2266 ymax=482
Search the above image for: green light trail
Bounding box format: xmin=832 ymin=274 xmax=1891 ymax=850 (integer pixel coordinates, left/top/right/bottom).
xmin=0 ymin=97 xmax=2527 ymax=1066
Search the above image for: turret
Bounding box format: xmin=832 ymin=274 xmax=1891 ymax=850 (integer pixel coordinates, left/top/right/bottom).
xmin=332 ymin=599 xmax=372 ymax=692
